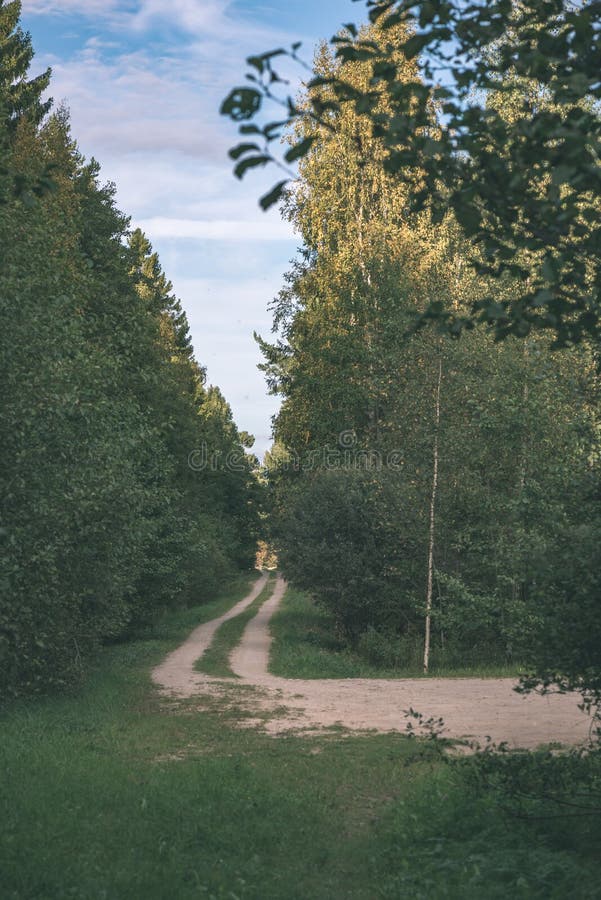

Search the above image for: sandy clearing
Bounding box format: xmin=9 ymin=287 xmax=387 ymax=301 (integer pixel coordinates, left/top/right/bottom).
xmin=153 ymin=574 xmax=593 ymax=749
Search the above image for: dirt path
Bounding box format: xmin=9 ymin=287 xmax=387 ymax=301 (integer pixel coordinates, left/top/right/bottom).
xmin=152 ymin=573 xmax=268 ymax=695
xmin=153 ymin=575 xmax=593 ymax=749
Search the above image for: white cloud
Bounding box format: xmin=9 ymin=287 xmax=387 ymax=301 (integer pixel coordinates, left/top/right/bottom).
xmin=23 ymin=0 xmax=120 ymax=16
xmin=45 ymin=44 xmax=233 ymax=161
xmin=131 ymin=0 xmax=230 ymax=35
xmin=24 ymin=0 xmax=293 ymax=44
xmin=135 ymin=216 xmax=294 ymax=241
xmin=22 ymin=0 xmax=306 ymax=453
xmin=175 ymin=275 xmax=284 ymax=457
xmin=38 ymin=19 xmax=301 ymax=165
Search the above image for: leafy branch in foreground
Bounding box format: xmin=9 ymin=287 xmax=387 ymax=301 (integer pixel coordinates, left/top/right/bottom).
xmin=220 ymin=44 xmax=319 ymax=209
xmin=221 ymin=1 xmax=601 ymax=346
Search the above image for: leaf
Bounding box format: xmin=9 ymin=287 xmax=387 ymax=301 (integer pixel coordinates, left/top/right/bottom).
xmin=233 ymin=155 xmax=271 ymax=179
xmin=335 ymin=46 xmax=378 ymax=63
xmin=259 ymin=180 xmax=288 ymax=210
xmin=308 ymin=75 xmax=335 ymax=90
xmin=263 ymin=120 xmax=290 ymax=138
xmin=260 ymin=48 xmax=287 ymax=61
xmin=284 ymin=136 xmax=316 ymax=164
xmin=246 ymin=56 xmax=265 ymax=74
xmin=372 ymin=60 xmax=398 ymax=83
xmin=367 ymin=0 xmax=395 ymax=24
xmin=530 ymin=288 xmax=552 ymax=308
xmin=402 ymin=33 xmax=431 ymax=60
xmin=418 ymin=1 xmax=437 ymax=27
xmin=228 ymin=142 xmax=261 ymax=161
xmin=220 ymin=87 xmax=262 ymax=121
xmin=454 ymin=202 xmax=482 ymax=235
xmin=541 ymin=257 xmax=558 ymax=282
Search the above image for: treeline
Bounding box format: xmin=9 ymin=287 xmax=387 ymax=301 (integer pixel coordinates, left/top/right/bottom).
xmin=0 ymin=2 xmax=261 ymax=696
xmin=262 ymin=25 xmax=601 ymax=693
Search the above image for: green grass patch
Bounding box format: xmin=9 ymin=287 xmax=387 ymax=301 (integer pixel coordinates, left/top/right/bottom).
xmin=129 ymin=571 xmax=261 ymax=645
xmin=269 ymin=588 xmax=523 ymax=679
xmin=1 ymin=577 xmax=598 ymax=899
xmin=195 ymin=575 xmax=273 ymax=678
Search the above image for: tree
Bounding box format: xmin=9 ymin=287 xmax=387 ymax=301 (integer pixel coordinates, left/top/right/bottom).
xmin=222 ymin=0 xmax=601 ymax=347
xmin=0 ymin=0 xmax=51 ymax=131
xmin=0 ymin=2 xmax=264 ymax=695
xmin=0 ymin=0 xmax=53 ymax=205
xmin=257 ymin=24 xmax=600 ymax=683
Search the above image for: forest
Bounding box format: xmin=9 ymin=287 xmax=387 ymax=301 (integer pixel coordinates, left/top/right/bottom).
xmin=0 ymin=0 xmax=261 ymax=697
xmin=2 ymin=0 xmax=599 ymax=711
xmin=2 ymin=1 xmax=601 ymax=897
xmin=226 ymin=0 xmax=601 ymax=707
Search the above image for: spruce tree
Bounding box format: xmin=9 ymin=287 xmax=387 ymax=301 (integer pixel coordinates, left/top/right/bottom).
xmin=0 ymin=1 xmax=51 ymax=132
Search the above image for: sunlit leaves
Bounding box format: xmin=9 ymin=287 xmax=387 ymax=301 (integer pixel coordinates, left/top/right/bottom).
xmin=221 ymin=1 xmax=601 ymax=345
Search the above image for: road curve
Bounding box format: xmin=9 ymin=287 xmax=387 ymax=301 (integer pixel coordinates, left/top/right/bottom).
xmin=151 ymin=572 xmax=268 ymax=696
xmin=154 ymin=574 xmax=594 ymax=749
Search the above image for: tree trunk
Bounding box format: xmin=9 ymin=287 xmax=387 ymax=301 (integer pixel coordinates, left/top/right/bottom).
xmin=513 ymin=340 xmax=529 ymax=604
xmin=424 ymin=353 xmax=443 ymax=674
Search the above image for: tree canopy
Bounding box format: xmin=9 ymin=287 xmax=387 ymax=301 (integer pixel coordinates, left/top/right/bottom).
xmin=222 ymin=0 xmax=601 ymax=346
xmin=0 ymin=2 xmax=263 ymax=696
xmin=245 ymin=12 xmax=601 ymax=704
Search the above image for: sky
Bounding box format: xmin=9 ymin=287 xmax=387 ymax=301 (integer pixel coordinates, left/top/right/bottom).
xmin=20 ymin=0 xmax=363 ymax=458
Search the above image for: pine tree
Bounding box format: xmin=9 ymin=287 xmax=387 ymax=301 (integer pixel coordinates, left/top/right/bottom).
xmin=129 ymin=228 xmax=193 ymax=359
xmin=0 ymin=1 xmax=51 ymax=132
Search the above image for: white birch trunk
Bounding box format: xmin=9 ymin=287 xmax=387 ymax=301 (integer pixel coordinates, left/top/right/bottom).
xmin=424 ymin=354 xmax=443 ymax=674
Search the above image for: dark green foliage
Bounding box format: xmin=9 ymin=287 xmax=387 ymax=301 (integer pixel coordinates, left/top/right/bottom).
xmin=0 ymin=1 xmax=51 ymax=132
xmin=0 ymin=6 xmax=262 ymax=696
xmin=463 ymin=742 xmax=601 ymax=820
xmin=275 ymin=469 xmax=424 ymax=641
xmin=268 ymin=587 xmax=519 ymax=678
xmin=518 ymin=510 xmax=601 ymax=709
xmin=265 ymin=270 xmax=598 ymax=672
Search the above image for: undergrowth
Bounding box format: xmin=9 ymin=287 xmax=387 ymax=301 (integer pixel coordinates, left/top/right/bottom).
xmin=269 ymin=588 xmax=522 ymax=679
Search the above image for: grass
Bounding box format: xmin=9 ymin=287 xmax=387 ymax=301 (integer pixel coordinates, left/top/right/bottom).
xmin=269 ymin=588 xmax=523 ymax=679
xmin=195 ymin=575 xmax=273 ymax=677
xmin=1 ymin=577 xmax=599 ymax=899
xmin=134 ymin=571 xmax=261 ymax=644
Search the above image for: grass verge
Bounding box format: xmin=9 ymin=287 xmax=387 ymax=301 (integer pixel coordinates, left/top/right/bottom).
xmin=269 ymin=588 xmax=523 ymax=679
xmin=195 ymin=575 xmax=273 ymax=677
xmin=0 ymin=577 xmax=598 ymax=899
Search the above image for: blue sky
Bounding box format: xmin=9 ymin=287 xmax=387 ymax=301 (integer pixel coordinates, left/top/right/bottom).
xmin=21 ymin=0 xmax=364 ymax=458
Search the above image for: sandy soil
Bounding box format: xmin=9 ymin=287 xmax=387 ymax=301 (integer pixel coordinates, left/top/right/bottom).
xmin=152 ymin=575 xmax=593 ymax=749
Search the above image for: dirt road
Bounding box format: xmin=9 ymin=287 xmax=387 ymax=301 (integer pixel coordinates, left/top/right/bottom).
xmin=153 ymin=575 xmax=593 ymax=749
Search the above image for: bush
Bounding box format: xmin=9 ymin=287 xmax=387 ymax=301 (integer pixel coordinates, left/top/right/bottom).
xmin=274 ymin=467 xmax=425 ymax=640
